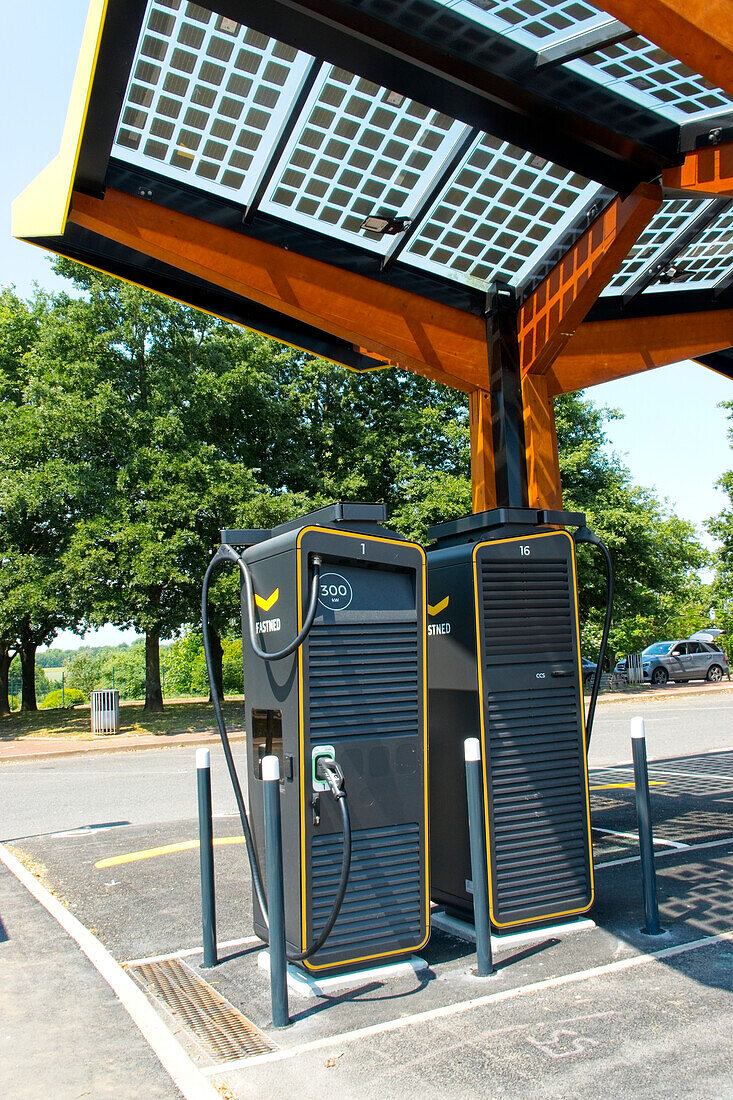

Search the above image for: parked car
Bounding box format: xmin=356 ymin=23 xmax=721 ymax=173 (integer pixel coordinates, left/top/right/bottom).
xmin=580 ymin=657 xmax=597 ymax=688
xmin=614 ymin=640 xmax=729 ymax=686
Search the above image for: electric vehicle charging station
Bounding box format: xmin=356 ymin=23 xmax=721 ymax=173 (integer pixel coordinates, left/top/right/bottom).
xmin=427 ymin=507 xmax=610 ymax=933
xmin=205 ymin=503 xmax=429 ymax=976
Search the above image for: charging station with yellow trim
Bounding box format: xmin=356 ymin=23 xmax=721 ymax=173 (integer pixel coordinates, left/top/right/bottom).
xmin=427 ymin=507 xmax=596 ymax=931
xmin=220 ymin=503 xmax=429 ymax=975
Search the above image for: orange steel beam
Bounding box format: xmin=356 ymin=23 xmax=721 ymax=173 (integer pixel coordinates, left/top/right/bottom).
xmin=67 ymin=189 xmax=489 ymax=394
xmin=518 ymin=183 xmax=662 ymax=378
xmin=547 ymin=309 xmax=733 ymax=394
xmin=522 ymin=374 xmax=563 ymax=510
xmin=599 ymin=0 xmax=733 ymax=99
xmin=663 ymin=143 xmax=733 ymax=196
xmin=469 ymin=390 xmax=497 ymax=513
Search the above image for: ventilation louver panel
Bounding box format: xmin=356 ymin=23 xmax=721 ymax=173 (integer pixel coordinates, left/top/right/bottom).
xmin=308 ymin=621 xmax=420 ymax=740
xmin=310 ymin=823 xmax=422 ymax=961
xmin=480 ymin=559 xmax=574 ymax=664
xmin=485 ymin=687 xmax=592 ymax=923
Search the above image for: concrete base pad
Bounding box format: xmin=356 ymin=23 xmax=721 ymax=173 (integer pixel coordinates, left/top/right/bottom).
xmin=258 ymin=950 xmax=428 ymax=999
xmin=430 ymin=908 xmax=596 ymax=949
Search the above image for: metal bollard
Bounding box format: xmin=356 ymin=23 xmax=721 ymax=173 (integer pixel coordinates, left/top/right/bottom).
xmin=196 ymin=748 xmax=218 ymax=967
xmin=262 ymin=754 xmax=290 ymax=1027
xmin=631 ymin=718 xmax=663 ymax=936
xmin=464 ymin=738 xmax=494 ymax=975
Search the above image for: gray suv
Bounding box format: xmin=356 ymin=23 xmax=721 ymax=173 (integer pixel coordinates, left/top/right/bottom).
xmin=616 ymin=640 xmax=729 ymax=686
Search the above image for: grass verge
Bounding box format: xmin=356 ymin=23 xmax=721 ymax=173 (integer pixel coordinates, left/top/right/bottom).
xmin=0 ymin=698 xmax=246 ymax=741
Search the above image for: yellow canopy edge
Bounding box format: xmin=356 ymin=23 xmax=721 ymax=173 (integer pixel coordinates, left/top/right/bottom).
xmin=12 ymin=0 xmax=109 ymax=240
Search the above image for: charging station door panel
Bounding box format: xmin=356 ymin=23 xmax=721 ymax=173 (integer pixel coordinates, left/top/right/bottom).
xmin=298 ymin=528 xmax=429 ymax=973
xmin=474 ymin=531 xmax=594 ymax=928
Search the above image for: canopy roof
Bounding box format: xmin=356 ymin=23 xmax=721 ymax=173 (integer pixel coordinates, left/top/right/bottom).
xmin=12 ymin=0 xmax=733 ymax=389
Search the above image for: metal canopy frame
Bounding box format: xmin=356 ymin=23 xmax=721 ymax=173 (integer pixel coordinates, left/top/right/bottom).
xmin=12 ymin=0 xmax=733 ymax=512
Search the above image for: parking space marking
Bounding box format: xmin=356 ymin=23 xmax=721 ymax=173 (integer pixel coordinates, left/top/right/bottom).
xmin=593 ymin=827 xmax=688 ymax=849
xmin=124 ymin=936 xmax=260 ymax=967
xmin=95 ymin=836 xmax=245 ymax=868
xmin=200 ymin=930 xmax=733 ymax=1075
xmin=595 ymin=834 xmax=733 ymax=869
xmin=0 ymin=843 xmax=221 ymax=1100
xmin=648 ymin=769 xmax=733 ymax=783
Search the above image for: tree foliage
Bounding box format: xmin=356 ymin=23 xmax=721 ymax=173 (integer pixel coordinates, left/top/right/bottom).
xmin=0 ymin=263 xmax=716 ymax=709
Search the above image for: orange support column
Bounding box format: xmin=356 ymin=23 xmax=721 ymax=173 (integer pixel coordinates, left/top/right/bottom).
xmin=522 ymin=374 xmax=563 ymax=511
xmin=469 ymin=389 xmax=497 ymax=514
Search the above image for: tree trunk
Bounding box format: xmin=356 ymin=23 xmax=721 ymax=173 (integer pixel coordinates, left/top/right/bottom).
xmin=19 ymin=639 xmax=38 ymax=712
xmin=0 ymin=645 xmax=13 ymax=716
xmin=144 ymin=629 xmax=164 ymax=712
xmin=208 ymin=626 xmax=224 ymax=702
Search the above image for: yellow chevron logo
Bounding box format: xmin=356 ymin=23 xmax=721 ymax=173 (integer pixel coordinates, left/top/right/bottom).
xmin=254 ymin=588 xmax=280 ymax=612
xmin=428 ymin=596 xmax=449 ymax=617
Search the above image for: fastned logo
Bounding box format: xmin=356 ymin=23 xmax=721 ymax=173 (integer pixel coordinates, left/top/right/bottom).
xmin=428 ymin=595 xmax=451 ymax=636
xmin=254 ymin=588 xmax=279 ymax=611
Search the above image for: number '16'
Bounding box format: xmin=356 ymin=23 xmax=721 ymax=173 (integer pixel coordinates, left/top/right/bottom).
xmin=520 ymin=545 xmax=531 ymax=556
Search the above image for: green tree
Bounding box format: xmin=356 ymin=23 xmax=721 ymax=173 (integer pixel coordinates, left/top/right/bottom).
xmin=556 ymin=393 xmax=709 ymax=663
xmin=706 ymin=401 xmax=733 ymax=658
xmin=0 ymin=287 xmax=113 ymax=710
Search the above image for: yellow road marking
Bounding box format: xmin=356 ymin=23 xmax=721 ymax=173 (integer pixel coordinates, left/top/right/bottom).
xmin=95 ymin=836 xmax=245 ymax=869
xmin=590 ymin=782 xmax=666 ymax=790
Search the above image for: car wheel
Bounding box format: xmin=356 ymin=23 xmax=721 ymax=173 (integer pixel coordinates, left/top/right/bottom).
xmin=650 ymin=666 xmax=668 ymax=686
xmin=706 ymin=664 xmax=724 ymax=683
xmin=584 ymin=675 xmax=594 ymax=690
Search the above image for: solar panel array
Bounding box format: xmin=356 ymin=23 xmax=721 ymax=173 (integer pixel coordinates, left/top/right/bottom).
xmin=434 ymin=0 xmax=733 ymax=121
xmin=111 ymin=0 xmax=733 ymax=302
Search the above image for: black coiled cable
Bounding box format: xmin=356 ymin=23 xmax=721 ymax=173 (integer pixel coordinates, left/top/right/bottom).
xmin=201 ymin=544 xmax=352 ymax=960
xmin=573 ymin=526 xmax=614 ymax=753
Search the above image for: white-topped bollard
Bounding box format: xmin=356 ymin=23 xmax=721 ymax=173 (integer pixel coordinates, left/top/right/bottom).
xmin=464 ymin=737 xmax=493 ymax=976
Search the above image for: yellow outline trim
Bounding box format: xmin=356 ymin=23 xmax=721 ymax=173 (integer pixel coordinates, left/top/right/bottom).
xmin=296 ymin=526 xmax=430 ymax=972
xmin=12 ymin=0 xmax=109 ymax=239
xmin=254 ymin=588 xmax=280 ymax=612
xmin=472 ymin=529 xmax=595 ymax=929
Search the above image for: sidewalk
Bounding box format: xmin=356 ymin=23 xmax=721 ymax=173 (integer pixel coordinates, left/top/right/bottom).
xmin=0 ymin=728 xmax=245 ymax=762
xmin=0 ymin=857 xmax=182 ymax=1100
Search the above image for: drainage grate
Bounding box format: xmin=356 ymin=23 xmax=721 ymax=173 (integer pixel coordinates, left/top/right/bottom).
xmin=126 ymin=958 xmax=275 ymax=1061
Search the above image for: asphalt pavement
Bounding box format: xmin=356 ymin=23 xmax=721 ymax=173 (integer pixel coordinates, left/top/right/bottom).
xmin=0 ymin=691 xmax=731 ymax=1099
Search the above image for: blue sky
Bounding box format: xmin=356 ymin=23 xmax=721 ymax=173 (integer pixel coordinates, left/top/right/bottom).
xmin=4 ymin=2 xmax=732 ymax=648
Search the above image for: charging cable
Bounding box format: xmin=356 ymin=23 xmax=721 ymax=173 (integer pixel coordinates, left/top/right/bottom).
xmin=573 ymin=525 xmax=614 ymax=752
xmin=201 ymin=546 xmax=352 ymax=961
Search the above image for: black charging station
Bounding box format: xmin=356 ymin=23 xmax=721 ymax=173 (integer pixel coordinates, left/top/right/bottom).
xmin=221 ymin=503 xmax=429 ymax=975
xmin=427 ymin=507 xmax=595 ymax=932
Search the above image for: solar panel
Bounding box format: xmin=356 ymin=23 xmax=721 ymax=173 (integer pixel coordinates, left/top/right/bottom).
xmin=570 ymin=37 xmax=733 ymax=120
xmin=648 ymin=208 xmax=733 ymax=292
xmin=602 ymin=199 xmax=715 ymax=295
xmin=114 ymin=0 xmax=312 ymax=205
xmin=259 ymin=66 xmax=469 ymax=254
xmin=400 ymin=133 xmax=602 ymax=289
xmin=434 ymin=0 xmax=733 ymax=122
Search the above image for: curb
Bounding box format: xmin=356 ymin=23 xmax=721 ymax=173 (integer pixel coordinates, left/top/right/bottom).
xmin=0 ymin=732 xmax=246 ymax=763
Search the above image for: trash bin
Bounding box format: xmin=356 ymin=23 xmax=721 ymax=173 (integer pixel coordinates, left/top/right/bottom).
xmin=90 ymin=689 xmax=120 ymax=735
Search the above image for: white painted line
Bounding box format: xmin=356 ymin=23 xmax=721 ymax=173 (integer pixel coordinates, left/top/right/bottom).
xmin=124 ymin=936 xmax=261 ymax=967
xmin=593 ymin=826 xmax=688 ymax=849
xmin=202 ymin=929 xmax=733 ymax=1074
xmin=0 ymin=843 xmax=221 ymax=1100
xmin=595 ymin=834 xmax=733 ymax=869
xmin=648 ymin=769 xmax=733 ymax=782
